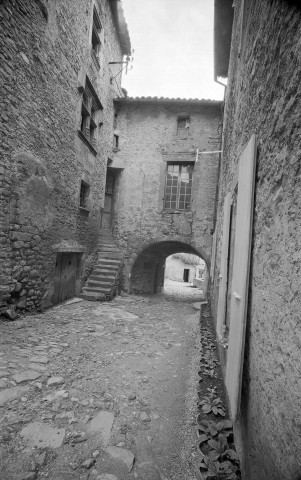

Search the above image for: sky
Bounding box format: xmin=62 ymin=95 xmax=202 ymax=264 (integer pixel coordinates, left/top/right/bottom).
xmin=121 ymin=0 xmax=225 ymax=100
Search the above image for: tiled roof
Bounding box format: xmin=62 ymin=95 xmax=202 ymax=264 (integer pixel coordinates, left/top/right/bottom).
xmin=114 ymin=96 xmax=222 ymax=105
xmin=110 ymin=0 xmax=131 ymax=55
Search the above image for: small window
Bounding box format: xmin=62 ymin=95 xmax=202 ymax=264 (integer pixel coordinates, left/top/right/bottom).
xmin=91 ymin=7 xmax=102 ymax=66
xmin=164 ymin=163 xmax=194 ymax=211
xmin=177 ymin=116 xmax=190 ymax=136
xmin=113 ymin=134 xmax=119 ymax=149
xmin=113 ymin=113 xmax=118 ymax=129
xmin=105 ymin=171 xmax=115 ymax=194
xmin=79 ymin=180 xmax=90 ymax=209
xmin=79 ymin=76 xmax=102 ymax=149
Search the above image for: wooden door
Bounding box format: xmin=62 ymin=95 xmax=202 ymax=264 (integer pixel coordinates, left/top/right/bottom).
xmin=102 ymin=171 xmax=115 ymax=230
xmin=216 ymin=192 xmax=232 ymax=339
xmin=183 ymin=269 xmax=189 ymax=282
xmin=53 ymin=253 xmax=77 ymax=304
xmin=225 ymin=135 xmax=257 ymax=420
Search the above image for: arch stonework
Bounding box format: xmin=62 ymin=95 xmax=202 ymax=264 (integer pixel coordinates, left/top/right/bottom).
xmin=122 ymin=236 xmax=210 ymax=293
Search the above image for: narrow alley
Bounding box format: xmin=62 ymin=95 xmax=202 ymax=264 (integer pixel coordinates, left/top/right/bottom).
xmin=1 ymin=0 xmax=300 ymax=478
xmin=0 ymin=291 xmax=203 ymax=480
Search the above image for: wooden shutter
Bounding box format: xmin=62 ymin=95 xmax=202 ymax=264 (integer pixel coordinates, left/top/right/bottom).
xmin=225 ymin=134 xmax=257 ymax=420
xmin=158 ymin=162 xmax=167 ymax=211
xmin=191 ymin=159 xmax=201 ymax=213
xmin=216 ymin=192 xmax=232 ymax=339
xmin=210 ymin=229 xmax=217 ymax=283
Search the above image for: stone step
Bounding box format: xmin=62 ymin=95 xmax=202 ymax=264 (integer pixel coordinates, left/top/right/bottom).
xmin=81 ymin=291 xmax=106 ymax=301
xmin=98 ymin=238 xmax=115 ymax=243
xmin=98 ymin=242 xmax=116 ymax=246
xmin=98 ymin=253 xmax=123 ymax=260
xmin=87 ymin=280 xmax=113 ymax=289
xmin=98 ymin=244 xmax=119 ymax=248
xmin=98 ymin=249 xmax=120 ymax=254
xmin=89 ymin=273 xmax=115 ymax=281
xmin=93 ymin=266 xmax=118 ymax=273
xmin=84 ymin=286 xmax=111 ymax=294
xmin=82 ymin=232 xmax=122 ymax=300
xmin=91 ymin=268 xmax=117 ymax=275
xmin=93 ymin=267 xmax=119 ymax=274
xmin=97 ymin=258 xmax=120 ymax=264
xmin=94 ymin=264 xmax=120 ymax=270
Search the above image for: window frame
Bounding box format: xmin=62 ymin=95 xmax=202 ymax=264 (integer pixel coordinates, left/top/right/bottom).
xmin=163 ymin=162 xmax=194 ymax=211
xmin=91 ymin=6 xmax=103 ymax=69
xmin=78 ymin=76 xmax=103 ymax=155
xmin=79 ymin=180 xmax=90 ymax=211
xmin=113 ymin=134 xmax=119 ymax=151
xmin=177 ymin=115 xmax=190 ymax=136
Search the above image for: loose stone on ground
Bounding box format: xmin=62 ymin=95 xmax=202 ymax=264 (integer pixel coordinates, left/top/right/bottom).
xmin=106 ymin=446 xmax=135 ymax=472
xmin=20 ymin=422 xmax=65 ymax=448
xmin=88 ymin=411 xmax=115 ymax=446
xmin=0 ymin=287 xmax=201 ymax=480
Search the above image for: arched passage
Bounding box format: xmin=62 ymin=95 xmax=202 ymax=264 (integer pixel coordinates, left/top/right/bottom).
xmin=129 ymin=240 xmax=208 ymax=294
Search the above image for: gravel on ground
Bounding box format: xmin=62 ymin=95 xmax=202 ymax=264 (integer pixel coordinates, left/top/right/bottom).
xmin=0 ymin=284 xmax=204 ymax=480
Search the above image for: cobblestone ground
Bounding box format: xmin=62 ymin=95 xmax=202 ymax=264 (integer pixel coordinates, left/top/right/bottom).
xmin=163 ymin=280 xmax=205 ymax=302
xmin=0 ymin=288 xmax=202 ymax=480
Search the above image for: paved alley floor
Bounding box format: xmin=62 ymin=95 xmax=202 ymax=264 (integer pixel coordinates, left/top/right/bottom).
xmin=0 ymin=292 xmax=201 ymax=480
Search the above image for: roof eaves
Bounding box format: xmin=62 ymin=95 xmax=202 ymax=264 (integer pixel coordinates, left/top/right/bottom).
xmin=114 ymin=96 xmax=222 ymax=106
xmin=214 ymin=0 xmax=234 ymax=79
xmin=110 ymin=0 xmax=131 ymax=56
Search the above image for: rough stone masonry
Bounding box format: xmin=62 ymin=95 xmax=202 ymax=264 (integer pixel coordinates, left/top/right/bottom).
xmin=0 ymin=0 xmax=130 ymax=314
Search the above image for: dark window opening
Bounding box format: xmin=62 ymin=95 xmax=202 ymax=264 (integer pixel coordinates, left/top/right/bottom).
xmin=183 ymin=268 xmax=190 ymax=282
xmin=177 ymin=116 xmax=190 ymax=135
xmin=113 ymin=113 xmax=118 ymax=129
xmin=91 ymin=7 xmax=102 ymax=62
xmin=105 ymin=171 xmax=115 ymax=195
xmin=164 ymin=163 xmax=194 ymax=211
xmin=113 ymin=134 xmax=119 ymax=149
xmin=79 ymin=77 xmax=102 ymax=148
xmin=80 ymin=181 xmax=90 ymax=209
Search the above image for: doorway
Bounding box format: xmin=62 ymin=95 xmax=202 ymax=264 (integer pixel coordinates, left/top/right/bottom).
xmin=102 ymin=170 xmax=115 ymax=230
xmin=53 ymin=253 xmax=78 ymax=304
xmin=183 ymin=268 xmax=189 ymax=282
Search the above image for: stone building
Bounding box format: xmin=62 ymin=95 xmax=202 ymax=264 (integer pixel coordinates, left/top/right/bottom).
xmin=211 ymin=0 xmax=301 ymax=478
xmin=165 ymin=254 xmax=202 ymax=284
xmin=0 ymin=0 xmax=130 ymax=313
xmin=110 ymin=97 xmax=222 ymax=294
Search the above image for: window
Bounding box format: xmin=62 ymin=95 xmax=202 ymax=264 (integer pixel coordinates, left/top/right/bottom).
xmin=113 ymin=134 xmax=119 ymax=150
xmin=79 ymin=180 xmax=90 ymax=209
xmin=164 ymin=163 xmax=194 ymax=210
xmin=79 ymin=76 xmax=103 ymax=150
xmin=91 ymin=7 xmax=103 ymax=67
xmin=105 ymin=171 xmax=115 ymax=194
xmin=177 ymin=116 xmax=190 ymax=136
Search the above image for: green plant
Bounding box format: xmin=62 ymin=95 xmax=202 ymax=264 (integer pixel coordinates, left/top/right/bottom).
xmin=198 ymin=419 xmax=240 ymax=479
xmin=199 ymin=454 xmax=239 ymax=479
xmin=199 ymin=397 xmax=226 ymax=416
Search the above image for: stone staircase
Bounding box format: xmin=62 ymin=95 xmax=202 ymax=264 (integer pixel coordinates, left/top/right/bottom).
xmin=81 ymin=231 xmax=123 ymax=301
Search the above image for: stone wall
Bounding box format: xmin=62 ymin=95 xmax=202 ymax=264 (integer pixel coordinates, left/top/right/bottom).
xmin=165 ymin=256 xmax=197 ymax=283
xmin=0 ymin=0 xmax=128 ymax=312
xmin=113 ymin=99 xmax=222 ymax=292
xmin=211 ymin=1 xmax=301 ymax=478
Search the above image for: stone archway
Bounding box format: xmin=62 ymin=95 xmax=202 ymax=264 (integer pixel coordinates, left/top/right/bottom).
xmin=128 ymin=240 xmax=208 ymax=294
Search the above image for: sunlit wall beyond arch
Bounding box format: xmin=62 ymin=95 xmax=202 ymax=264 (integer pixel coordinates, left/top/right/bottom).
xmin=129 ymin=240 xmax=208 ymax=294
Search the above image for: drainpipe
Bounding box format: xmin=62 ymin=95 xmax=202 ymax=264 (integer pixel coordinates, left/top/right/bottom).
xmin=139 ymin=167 xmax=145 ymax=237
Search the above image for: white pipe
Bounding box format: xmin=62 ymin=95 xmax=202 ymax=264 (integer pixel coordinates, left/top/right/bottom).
xmin=196 ymin=149 xmax=222 ymax=161
xmin=197 ymin=149 xmax=222 ymax=154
